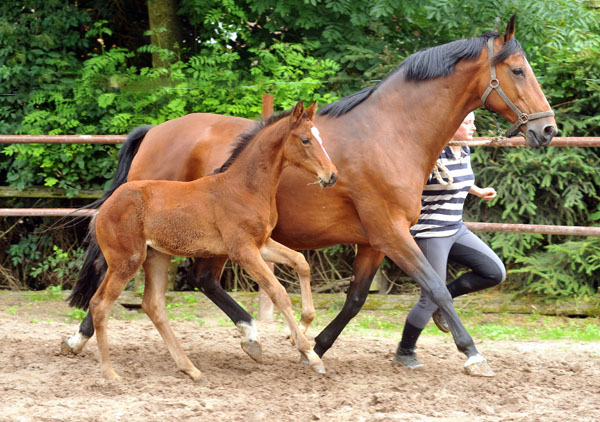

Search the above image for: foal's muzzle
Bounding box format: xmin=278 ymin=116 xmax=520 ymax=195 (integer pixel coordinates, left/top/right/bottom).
xmin=319 ymin=172 xmax=338 ymax=188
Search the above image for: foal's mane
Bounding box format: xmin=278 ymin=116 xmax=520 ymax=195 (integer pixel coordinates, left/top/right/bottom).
xmin=213 ymin=109 xmax=293 ymax=174
xmin=318 ymin=32 xmax=523 ymax=118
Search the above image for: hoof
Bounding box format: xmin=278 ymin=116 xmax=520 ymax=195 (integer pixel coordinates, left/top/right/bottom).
xmin=60 ymin=338 xmax=75 ymax=355
xmin=60 ymin=336 xmax=84 ymax=355
xmin=102 ymin=369 xmax=122 ymax=381
xmin=432 ymin=309 xmax=450 ymax=333
xmin=300 ymin=351 xmax=326 ymax=374
xmin=464 ymin=355 xmax=495 ymax=377
xmin=184 ymin=368 xmax=205 ymax=383
xmin=311 ymin=361 xmax=326 ymax=374
xmin=241 ymin=340 xmax=263 ymax=363
xmin=300 ymin=354 xmax=310 ymax=366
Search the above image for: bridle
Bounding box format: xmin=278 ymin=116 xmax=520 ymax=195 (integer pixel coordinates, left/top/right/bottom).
xmin=480 ymin=37 xmax=554 ymax=137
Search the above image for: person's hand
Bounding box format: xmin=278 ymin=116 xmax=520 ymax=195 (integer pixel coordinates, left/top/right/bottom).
xmin=478 ymin=187 xmax=497 ymax=201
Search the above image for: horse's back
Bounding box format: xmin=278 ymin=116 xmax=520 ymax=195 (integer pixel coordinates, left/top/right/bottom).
xmin=129 ymin=113 xmax=253 ymax=182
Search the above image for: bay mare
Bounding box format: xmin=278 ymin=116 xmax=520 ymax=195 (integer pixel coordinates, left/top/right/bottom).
xmin=64 ymin=16 xmax=556 ymax=376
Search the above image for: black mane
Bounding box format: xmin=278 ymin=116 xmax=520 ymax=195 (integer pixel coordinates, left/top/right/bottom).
xmin=213 ymin=109 xmax=293 ymax=174
xmin=318 ymin=32 xmax=522 ymax=117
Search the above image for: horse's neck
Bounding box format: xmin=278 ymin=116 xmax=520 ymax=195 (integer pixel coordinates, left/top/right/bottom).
xmin=221 ymin=124 xmax=286 ymax=200
xmin=372 ymin=62 xmax=482 ymax=174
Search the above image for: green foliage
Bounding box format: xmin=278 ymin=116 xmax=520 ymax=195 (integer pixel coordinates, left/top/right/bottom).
xmin=510 ymin=239 xmax=600 ymax=297
xmin=68 ymin=307 xmax=87 ymax=321
xmin=0 ymin=1 xmax=90 ymax=133
xmin=7 ymin=232 xmax=84 ymax=288
xmin=1 ymin=0 xmax=599 ymax=297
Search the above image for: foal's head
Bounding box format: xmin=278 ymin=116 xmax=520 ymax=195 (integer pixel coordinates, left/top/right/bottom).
xmin=284 ymin=101 xmax=338 ymax=188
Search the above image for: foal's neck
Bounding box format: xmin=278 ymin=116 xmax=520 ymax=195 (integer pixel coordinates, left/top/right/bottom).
xmin=219 ymin=121 xmax=288 ymax=199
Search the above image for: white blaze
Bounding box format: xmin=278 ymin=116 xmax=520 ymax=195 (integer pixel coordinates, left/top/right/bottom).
xmin=311 ymin=126 xmax=331 ymax=160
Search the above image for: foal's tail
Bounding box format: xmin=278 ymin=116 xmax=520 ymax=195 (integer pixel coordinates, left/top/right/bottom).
xmin=68 ymin=125 xmax=153 ymax=309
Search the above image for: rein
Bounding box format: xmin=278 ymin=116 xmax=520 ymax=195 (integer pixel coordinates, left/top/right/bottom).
xmin=480 ymin=37 xmax=554 ymax=137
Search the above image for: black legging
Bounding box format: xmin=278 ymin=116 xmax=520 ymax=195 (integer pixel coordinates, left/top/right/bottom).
xmin=400 ymin=224 xmax=505 ymax=349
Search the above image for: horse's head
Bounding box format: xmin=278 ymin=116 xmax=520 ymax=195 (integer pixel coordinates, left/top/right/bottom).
xmin=286 ymin=101 xmax=338 ymax=187
xmin=479 ymin=15 xmax=557 ymax=148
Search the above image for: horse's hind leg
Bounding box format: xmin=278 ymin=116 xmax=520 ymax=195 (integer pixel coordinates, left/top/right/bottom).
xmin=143 ymin=249 xmax=203 ymax=381
xmin=314 ymin=245 xmax=384 ymax=357
xmin=190 ymin=257 xmax=262 ymax=362
xmin=61 ymin=312 xmax=94 ymax=354
xmin=260 ymin=238 xmax=315 ymax=335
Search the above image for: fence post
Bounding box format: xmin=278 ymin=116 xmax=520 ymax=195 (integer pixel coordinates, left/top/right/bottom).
xmin=258 ymin=93 xmax=275 ymax=322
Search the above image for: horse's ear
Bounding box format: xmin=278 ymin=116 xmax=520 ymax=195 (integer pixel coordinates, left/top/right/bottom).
xmin=504 ymin=15 xmax=516 ymax=44
xmin=305 ymin=101 xmax=318 ymax=120
xmin=291 ymin=101 xmax=304 ymax=127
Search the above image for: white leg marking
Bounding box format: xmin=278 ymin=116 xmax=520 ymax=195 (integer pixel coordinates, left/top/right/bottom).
xmin=66 ymin=332 xmax=89 ymax=353
xmin=464 ymin=354 xmax=485 ymax=367
xmin=236 ymin=320 xmax=259 ymax=344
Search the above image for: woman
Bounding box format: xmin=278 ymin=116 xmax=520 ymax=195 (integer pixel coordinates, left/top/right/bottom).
xmin=394 ymin=112 xmax=506 ymax=370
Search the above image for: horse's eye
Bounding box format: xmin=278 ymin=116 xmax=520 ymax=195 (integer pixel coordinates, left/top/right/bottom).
xmin=512 ymin=68 xmax=524 ymax=76
xmin=301 ymin=137 xmax=310 ymax=145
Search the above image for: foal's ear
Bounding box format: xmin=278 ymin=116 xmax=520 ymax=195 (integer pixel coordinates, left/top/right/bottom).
xmin=305 ymin=101 xmax=318 ymax=120
xmin=504 ymin=15 xmax=516 ymax=44
xmin=291 ymin=101 xmax=305 ymax=127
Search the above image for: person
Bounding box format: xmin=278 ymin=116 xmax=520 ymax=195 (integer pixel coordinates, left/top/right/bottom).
xmin=394 ymin=111 xmax=506 ymax=370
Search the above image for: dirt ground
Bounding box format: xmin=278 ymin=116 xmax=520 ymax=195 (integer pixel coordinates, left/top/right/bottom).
xmin=0 ymin=291 xmax=599 ymax=422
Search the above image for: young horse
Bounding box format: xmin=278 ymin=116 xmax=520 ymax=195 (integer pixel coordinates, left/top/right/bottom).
xmin=65 ymin=16 xmax=556 ymax=376
xmin=87 ymin=101 xmax=337 ymax=380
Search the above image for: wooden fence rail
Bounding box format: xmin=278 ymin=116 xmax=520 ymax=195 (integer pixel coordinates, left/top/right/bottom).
xmin=2 ymin=135 xmax=600 ymax=236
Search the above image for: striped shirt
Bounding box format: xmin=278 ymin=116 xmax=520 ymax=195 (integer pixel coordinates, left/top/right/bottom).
xmin=410 ymin=146 xmax=475 ymax=238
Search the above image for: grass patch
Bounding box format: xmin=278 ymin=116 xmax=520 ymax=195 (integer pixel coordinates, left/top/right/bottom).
xmin=309 ymin=307 xmax=600 ymax=342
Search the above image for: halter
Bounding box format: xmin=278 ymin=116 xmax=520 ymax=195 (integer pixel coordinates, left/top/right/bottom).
xmin=480 ymin=37 xmax=554 ymax=137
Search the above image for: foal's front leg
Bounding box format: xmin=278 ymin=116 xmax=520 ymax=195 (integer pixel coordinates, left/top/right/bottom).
xmin=259 ymin=238 xmax=315 ymax=336
xmin=142 ymin=249 xmax=203 ymax=381
xmin=235 ymin=246 xmax=325 ymax=374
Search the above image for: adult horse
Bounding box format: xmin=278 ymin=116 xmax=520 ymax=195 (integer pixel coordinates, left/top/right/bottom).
xmin=63 ymin=16 xmax=556 ymax=376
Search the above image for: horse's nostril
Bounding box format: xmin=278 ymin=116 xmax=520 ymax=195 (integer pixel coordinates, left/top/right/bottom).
xmin=329 ymin=173 xmax=338 ymax=186
xmin=544 ymin=125 xmax=557 ymax=137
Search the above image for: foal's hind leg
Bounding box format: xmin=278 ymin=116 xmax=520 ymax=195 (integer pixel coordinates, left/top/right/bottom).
xmin=90 ymin=267 xmax=139 ymax=380
xmin=235 ymin=246 xmax=325 ymax=374
xmin=260 ymin=238 xmax=315 ymax=336
xmin=142 ymin=249 xmax=203 ymax=381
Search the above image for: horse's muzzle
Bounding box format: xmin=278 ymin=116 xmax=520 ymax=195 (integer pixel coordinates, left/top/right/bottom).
xmin=527 ymin=124 xmax=557 ymax=149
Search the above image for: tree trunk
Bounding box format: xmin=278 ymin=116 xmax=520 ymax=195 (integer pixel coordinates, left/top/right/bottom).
xmin=146 ymin=0 xmax=183 ymax=67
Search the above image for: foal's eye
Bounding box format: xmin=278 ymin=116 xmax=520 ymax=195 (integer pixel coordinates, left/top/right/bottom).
xmin=512 ymin=68 xmax=524 ymax=76
xmin=301 ymin=137 xmax=310 ymax=145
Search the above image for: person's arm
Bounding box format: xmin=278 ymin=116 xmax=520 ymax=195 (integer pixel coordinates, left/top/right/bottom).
xmin=469 ymin=185 xmax=497 ymax=201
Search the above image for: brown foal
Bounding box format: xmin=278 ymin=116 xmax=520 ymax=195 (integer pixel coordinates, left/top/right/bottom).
xmin=88 ymin=101 xmax=337 ymax=380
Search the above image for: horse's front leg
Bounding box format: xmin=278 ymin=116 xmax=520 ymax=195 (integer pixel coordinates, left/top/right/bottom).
xmin=378 ymin=227 xmax=493 ymax=376
xmin=189 ymin=257 xmax=262 ymax=362
xmin=313 ymin=244 xmax=384 ymax=357
xmin=259 ymin=238 xmax=315 ymax=336
xmin=234 ymin=246 xmax=325 ymax=374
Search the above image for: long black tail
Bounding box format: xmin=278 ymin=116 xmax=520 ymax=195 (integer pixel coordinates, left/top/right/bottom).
xmin=68 ymin=125 xmax=153 ymax=309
